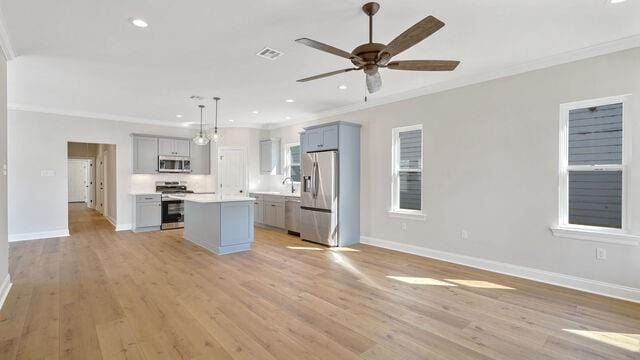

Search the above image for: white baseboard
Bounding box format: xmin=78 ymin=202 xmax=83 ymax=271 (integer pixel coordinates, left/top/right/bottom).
xmin=8 ymin=229 xmax=70 ymax=242
xmin=361 ymin=236 xmax=640 ymax=304
xmin=115 ymin=223 xmax=132 ymax=231
xmin=0 ymin=274 xmax=12 ymax=310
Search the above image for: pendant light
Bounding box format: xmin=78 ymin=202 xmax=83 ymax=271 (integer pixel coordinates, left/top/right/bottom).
xmin=193 ymin=104 xmax=210 ymax=146
xmin=211 ymin=97 xmax=221 ymax=143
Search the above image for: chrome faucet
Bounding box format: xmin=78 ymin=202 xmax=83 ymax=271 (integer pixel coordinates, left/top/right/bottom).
xmin=282 ymin=177 xmax=296 ymax=194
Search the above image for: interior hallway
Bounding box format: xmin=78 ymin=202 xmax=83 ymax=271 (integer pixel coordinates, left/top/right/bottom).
xmin=0 ymin=204 xmax=638 ymax=359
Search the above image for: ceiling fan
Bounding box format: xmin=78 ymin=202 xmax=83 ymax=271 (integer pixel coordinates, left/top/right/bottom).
xmin=295 ymin=2 xmax=460 ymax=94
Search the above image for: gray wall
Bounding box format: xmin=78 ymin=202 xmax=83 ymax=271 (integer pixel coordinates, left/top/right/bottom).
xmin=7 ymin=113 xmax=264 ymax=237
xmin=269 ymin=48 xmax=640 ymax=291
xmin=0 ymin=49 xmax=8 ymax=295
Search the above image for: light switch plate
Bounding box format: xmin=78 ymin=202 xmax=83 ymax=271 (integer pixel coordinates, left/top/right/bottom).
xmin=40 ymin=170 xmax=56 ymax=177
xmin=596 ymin=248 xmax=607 ymax=260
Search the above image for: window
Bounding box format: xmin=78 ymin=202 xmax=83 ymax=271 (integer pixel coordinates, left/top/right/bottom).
xmin=286 ymin=143 xmax=301 ymax=182
xmin=391 ymin=125 xmax=423 ymax=218
xmin=559 ymin=96 xmax=629 ymax=231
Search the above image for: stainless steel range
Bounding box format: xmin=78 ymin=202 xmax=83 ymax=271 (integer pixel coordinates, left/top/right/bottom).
xmin=156 ymin=181 xmax=194 ymax=230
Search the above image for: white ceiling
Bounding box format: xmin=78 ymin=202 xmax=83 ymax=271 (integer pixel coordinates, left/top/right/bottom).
xmin=2 ymin=0 xmax=639 ymax=128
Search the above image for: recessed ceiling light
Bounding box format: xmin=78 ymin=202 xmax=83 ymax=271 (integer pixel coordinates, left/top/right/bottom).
xmin=228 ymin=119 xmax=235 ymax=122
xmin=129 ymin=18 xmax=149 ymax=28
xmin=338 ymin=85 xmax=348 ymax=90
xmin=176 ymin=114 xmax=183 ymax=118
xmin=285 ymin=99 xmax=295 ymax=103
xmin=610 ymin=0 xmax=627 ymax=3
xmin=285 ymin=116 xmax=292 ymax=120
xmin=252 ymin=110 xmax=259 ymax=114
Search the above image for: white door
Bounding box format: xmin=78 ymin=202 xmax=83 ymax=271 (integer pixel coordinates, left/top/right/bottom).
xmin=96 ymin=154 xmax=104 ymax=213
xmin=86 ymin=159 xmax=95 ymax=208
xmin=218 ymin=147 xmax=247 ymax=196
xmin=68 ymin=160 xmax=87 ymax=203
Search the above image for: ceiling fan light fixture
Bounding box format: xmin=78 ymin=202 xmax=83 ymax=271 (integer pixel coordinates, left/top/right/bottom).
xmin=294 ymin=2 xmax=459 ymax=93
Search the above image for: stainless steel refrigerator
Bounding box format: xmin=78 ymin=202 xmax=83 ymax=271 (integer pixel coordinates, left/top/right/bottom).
xmin=300 ymin=151 xmax=338 ymax=246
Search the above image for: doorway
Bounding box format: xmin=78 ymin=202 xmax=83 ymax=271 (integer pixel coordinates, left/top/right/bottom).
xmin=67 ymin=142 xmax=117 ymax=232
xmin=218 ymin=147 xmax=247 ymax=195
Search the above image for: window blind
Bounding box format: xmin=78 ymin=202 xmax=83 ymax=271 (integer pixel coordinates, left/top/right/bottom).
xmin=398 ymin=130 xmax=422 ymax=211
xmin=567 ymin=103 xmax=623 ymax=228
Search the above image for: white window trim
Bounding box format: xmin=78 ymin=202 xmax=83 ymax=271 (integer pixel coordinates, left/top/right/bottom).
xmin=284 ymin=142 xmax=301 ymax=183
xmin=390 ymin=124 xmax=425 ymax=220
xmin=554 ymin=94 xmax=636 ymax=245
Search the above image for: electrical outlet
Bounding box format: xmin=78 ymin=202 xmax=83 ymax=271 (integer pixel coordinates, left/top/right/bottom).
xmin=401 ymin=222 xmax=407 ymax=231
xmin=596 ymin=248 xmax=607 ymax=260
xmin=461 ymin=230 xmax=469 ymax=240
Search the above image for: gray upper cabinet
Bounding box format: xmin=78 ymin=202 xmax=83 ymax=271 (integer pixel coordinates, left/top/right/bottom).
xmin=159 ymin=138 xmax=190 ymax=156
xmin=132 ymin=136 xmax=158 ymax=174
xmin=303 ymin=124 xmax=338 ymax=152
xmin=190 ymin=142 xmax=211 ymax=175
xmin=260 ymin=139 xmax=281 ymax=175
xmin=175 ymin=139 xmax=190 ymax=156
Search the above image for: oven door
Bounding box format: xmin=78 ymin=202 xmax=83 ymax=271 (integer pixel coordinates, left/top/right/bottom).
xmin=159 ymin=156 xmax=186 ymax=173
xmin=161 ymin=199 xmax=184 ymax=229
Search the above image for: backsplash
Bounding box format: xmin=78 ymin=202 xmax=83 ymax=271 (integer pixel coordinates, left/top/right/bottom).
xmin=130 ymin=174 xmax=213 ymax=193
xmin=252 ymin=174 xmax=301 ymax=196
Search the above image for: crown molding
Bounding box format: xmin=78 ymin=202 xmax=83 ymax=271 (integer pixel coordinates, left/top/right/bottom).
xmin=8 ymin=104 xmax=263 ymax=129
xmin=266 ymin=34 xmax=640 ymax=130
xmin=0 ymin=7 xmax=15 ymax=60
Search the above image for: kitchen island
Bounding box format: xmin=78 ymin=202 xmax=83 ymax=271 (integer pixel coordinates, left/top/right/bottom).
xmin=170 ymin=194 xmax=255 ymax=255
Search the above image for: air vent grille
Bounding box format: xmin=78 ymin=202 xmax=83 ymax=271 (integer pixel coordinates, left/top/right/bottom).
xmin=256 ymin=47 xmax=284 ymax=60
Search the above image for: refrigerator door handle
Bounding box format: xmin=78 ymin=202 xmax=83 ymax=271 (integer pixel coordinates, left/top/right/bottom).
xmin=310 ymin=161 xmax=316 ymax=199
xmin=314 ymin=160 xmax=320 ymax=199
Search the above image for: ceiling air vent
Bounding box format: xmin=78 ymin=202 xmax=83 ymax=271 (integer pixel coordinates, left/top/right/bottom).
xmin=256 ymin=47 xmax=284 ymax=60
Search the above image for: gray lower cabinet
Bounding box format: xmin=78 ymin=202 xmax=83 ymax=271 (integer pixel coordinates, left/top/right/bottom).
xmin=263 ymin=202 xmax=285 ymax=228
xmin=254 ymin=200 xmax=263 ymax=223
xmin=132 ymin=136 xmax=158 ymax=174
xmin=250 ymin=193 xmax=286 ymax=229
xmin=133 ymin=194 xmax=161 ymax=232
xmin=190 ymin=142 xmax=211 ymax=174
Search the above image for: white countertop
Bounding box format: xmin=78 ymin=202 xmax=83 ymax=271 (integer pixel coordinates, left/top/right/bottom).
xmin=249 ymin=191 xmax=300 ymax=198
xmin=169 ymin=194 xmax=255 ymax=203
xmin=130 ymin=191 xmax=161 ymax=196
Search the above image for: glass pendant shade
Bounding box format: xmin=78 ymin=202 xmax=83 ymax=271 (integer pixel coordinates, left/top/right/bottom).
xmin=211 ymin=97 xmax=221 ymax=143
xmin=193 ymin=104 xmax=210 ymax=146
xmin=193 ymin=133 xmax=210 ymax=145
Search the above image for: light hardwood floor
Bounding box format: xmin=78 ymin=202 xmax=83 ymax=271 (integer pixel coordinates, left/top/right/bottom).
xmin=0 ymin=203 xmax=638 ymax=359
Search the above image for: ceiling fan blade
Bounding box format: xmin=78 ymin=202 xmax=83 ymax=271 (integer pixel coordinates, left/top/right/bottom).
xmin=387 ymin=60 xmax=460 ymax=71
xmin=377 ymin=16 xmax=445 ymax=65
xmin=295 ymin=38 xmax=364 ymax=64
xmin=366 ymin=72 xmax=382 ymax=93
xmin=297 ymin=68 xmax=358 ymax=82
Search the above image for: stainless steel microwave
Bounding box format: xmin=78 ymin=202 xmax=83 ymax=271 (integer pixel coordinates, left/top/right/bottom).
xmin=158 ymin=156 xmax=191 ymax=173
